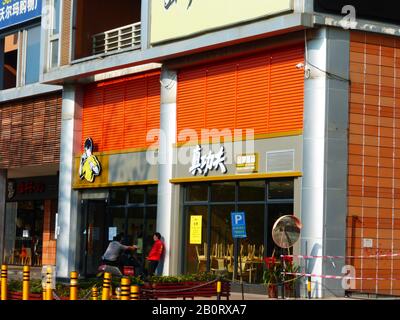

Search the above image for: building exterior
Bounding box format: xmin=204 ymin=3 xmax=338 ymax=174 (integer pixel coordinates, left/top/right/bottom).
xmin=0 ymin=0 xmax=62 ymax=270
xmin=2 ymin=0 xmax=400 ymax=298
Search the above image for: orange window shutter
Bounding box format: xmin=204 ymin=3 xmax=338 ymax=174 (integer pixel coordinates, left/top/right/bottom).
xmin=82 ymin=71 xmax=161 ymax=153
xmin=82 ymin=85 xmax=104 ymax=150
xmin=177 ymin=45 xmax=304 ymax=141
xmin=236 ymin=55 xmax=270 ymax=136
xmin=102 ymin=83 xmax=125 ymax=151
xmin=124 ymin=76 xmax=147 ymax=149
xmin=269 ymin=48 xmax=304 ymax=133
xmin=146 ymin=74 xmax=162 ymax=147
xmin=205 ymin=63 xmax=236 ymax=134
xmin=177 ymin=68 xmax=207 ymax=143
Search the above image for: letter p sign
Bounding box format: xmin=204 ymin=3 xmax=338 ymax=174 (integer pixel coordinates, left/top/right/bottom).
xmin=231 ymin=212 xmax=247 ymax=238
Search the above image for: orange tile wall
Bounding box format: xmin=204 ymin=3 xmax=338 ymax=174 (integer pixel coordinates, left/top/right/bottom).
xmin=41 ymin=200 xmax=57 ymax=266
xmin=348 ymin=31 xmax=400 ymax=296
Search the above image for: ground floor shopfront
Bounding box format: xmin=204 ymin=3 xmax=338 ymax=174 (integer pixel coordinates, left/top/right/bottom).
xmin=0 ymin=93 xmax=62 ymax=269
xmin=55 ymin=29 xmax=350 ymax=298
xmin=3 ymin=176 xmax=58 ymax=267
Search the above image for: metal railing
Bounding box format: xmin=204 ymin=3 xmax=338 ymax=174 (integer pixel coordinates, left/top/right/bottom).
xmin=92 ymin=22 xmax=141 ymax=55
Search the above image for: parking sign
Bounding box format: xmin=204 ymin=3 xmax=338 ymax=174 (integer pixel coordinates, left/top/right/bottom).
xmin=231 ymin=212 xmax=247 ymax=238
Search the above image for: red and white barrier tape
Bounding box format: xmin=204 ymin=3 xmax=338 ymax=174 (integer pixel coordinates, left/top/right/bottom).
xmin=281 ymin=252 xmax=400 ymax=260
xmin=284 ymin=272 xmax=400 ymax=281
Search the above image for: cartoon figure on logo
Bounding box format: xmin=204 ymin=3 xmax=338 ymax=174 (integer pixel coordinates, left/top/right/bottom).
xmin=79 ymin=138 xmax=101 ymax=183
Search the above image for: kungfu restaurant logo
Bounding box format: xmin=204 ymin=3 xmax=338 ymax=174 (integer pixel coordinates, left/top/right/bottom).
xmin=79 ymin=138 xmax=101 ymax=183
xmin=164 ymin=0 xmax=194 ymax=10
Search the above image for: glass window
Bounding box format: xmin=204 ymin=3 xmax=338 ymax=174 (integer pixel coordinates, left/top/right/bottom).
xmin=1 ymin=33 xmax=19 ymax=89
xmin=128 ymin=188 xmax=145 ymax=204
xmin=3 ymin=201 xmax=44 ymax=266
xmin=126 ymin=208 xmax=144 ymax=245
xmin=186 ymin=183 xmax=208 ymax=202
xmin=268 ymin=180 xmax=294 ymax=200
xmin=210 ymin=182 xmax=235 ymax=202
xmin=110 ymin=189 xmax=126 ymax=205
xmin=108 ymin=207 xmax=126 ymax=237
xmin=182 ymin=179 xmax=294 ymax=284
xmin=184 ymin=206 xmax=208 ymax=274
xmin=267 ymin=204 xmax=294 ymax=257
xmin=52 ymin=0 xmax=61 ymax=35
xmin=147 ymin=186 xmax=158 ymax=204
xmin=144 ymin=207 xmax=157 ymax=264
xmin=210 ymin=205 xmax=235 ymax=274
xmin=238 ymin=180 xmax=265 ymax=202
xmin=49 ymin=39 xmax=59 ymax=69
xmin=25 ymin=26 xmax=41 ymax=85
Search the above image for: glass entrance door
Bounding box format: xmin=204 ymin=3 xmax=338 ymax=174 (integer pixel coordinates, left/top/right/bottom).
xmin=81 ymin=200 xmax=108 ymax=276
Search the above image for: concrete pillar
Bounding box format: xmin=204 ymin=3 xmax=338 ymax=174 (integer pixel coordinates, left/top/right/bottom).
xmin=0 ymin=170 xmax=6 ymax=266
xmin=301 ymin=27 xmax=349 ymax=298
xmin=0 ymin=38 xmax=4 ymax=89
xmin=56 ymin=85 xmax=83 ymax=279
xmin=140 ymin=0 xmax=150 ymax=49
xmin=156 ymin=68 xmax=177 ymax=276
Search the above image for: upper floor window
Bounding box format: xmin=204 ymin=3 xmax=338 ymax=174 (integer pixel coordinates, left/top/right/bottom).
xmin=0 ymin=24 xmax=41 ymax=90
xmin=0 ymin=0 xmax=42 ymax=90
xmin=47 ymin=0 xmax=60 ymax=70
xmin=73 ymin=0 xmax=141 ymax=61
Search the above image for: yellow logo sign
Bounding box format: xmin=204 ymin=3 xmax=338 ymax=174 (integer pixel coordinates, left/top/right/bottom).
xmin=79 ymin=138 xmax=101 ymax=183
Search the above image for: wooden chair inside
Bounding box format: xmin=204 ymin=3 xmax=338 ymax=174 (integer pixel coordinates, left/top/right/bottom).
xmin=21 ymin=248 xmax=32 ymax=266
xmin=195 ymin=244 xmax=207 ymax=272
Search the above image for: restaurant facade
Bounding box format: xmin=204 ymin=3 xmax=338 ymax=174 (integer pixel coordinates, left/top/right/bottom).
xmin=2 ymin=0 xmax=398 ymax=298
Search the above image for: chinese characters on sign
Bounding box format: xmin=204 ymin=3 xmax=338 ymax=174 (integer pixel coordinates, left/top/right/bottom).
xmin=236 ymin=153 xmax=258 ymax=174
xmin=17 ymin=181 xmax=45 ymax=194
xmin=0 ymin=0 xmax=42 ymax=30
xmin=189 ymin=145 xmax=227 ymax=176
xmin=190 ymin=215 xmax=202 ymax=244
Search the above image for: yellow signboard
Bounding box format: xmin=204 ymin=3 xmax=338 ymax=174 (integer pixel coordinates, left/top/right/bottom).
xmin=150 ymin=0 xmax=293 ymax=44
xmin=190 ymin=215 xmax=202 ymax=244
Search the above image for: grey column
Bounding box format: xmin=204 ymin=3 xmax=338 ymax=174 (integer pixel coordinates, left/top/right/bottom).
xmin=140 ymin=0 xmax=150 ymax=50
xmin=301 ymin=27 xmax=349 ymax=298
xmin=156 ymin=68 xmax=177 ymax=276
xmin=0 ymin=170 xmax=6 ymax=265
xmin=0 ymin=38 xmax=4 ymax=89
xmin=56 ymin=85 xmax=83 ymax=279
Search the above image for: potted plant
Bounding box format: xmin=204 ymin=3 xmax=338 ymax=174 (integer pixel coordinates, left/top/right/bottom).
xmin=281 ymin=256 xmax=300 ymax=298
xmin=263 ymin=256 xmax=283 ymax=298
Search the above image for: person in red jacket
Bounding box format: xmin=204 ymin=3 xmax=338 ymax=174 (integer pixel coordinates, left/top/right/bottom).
xmin=146 ymin=232 xmax=164 ymax=277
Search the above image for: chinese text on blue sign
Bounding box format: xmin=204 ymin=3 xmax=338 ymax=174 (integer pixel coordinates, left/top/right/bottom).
xmin=0 ymin=0 xmax=42 ymax=31
xmin=231 ymin=212 xmax=247 ymax=239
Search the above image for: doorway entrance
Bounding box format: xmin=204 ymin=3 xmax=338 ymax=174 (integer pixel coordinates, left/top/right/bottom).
xmin=80 ymin=186 xmax=158 ymax=277
xmin=80 ymin=200 xmax=108 ymax=276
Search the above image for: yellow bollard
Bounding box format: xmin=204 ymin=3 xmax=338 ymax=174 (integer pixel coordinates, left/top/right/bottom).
xmin=45 ymin=266 xmax=53 ymax=301
xmin=216 ymin=280 xmax=222 ymax=300
xmin=307 ymin=276 xmax=312 ymax=299
xmin=101 ymin=272 xmax=111 ymax=300
xmin=70 ymin=271 xmax=78 ymax=300
xmin=116 ymin=287 xmax=121 ymax=300
xmin=120 ymin=277 xmax=131 ymax=301
xmin=130 ymin=285 xmax=139 ymax=300
xmin=91 ymin=287 xmax=98 ymax=300
xmin=23 ymin=266 xmax=30 ymax=301
xmin=1 ymin=265 xmax=7 ymax=301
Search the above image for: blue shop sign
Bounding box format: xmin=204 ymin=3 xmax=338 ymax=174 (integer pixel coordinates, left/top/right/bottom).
xmin=231 ymin=212 xmax=247 ymax=239
xmin=0 ymin=0 xmax=42 ymax=31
